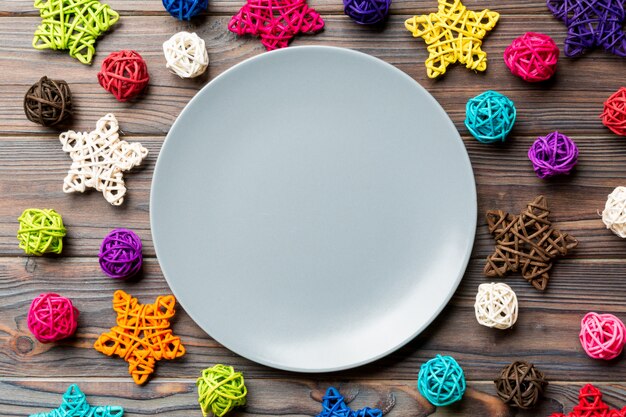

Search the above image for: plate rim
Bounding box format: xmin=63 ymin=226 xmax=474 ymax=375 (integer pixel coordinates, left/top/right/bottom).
xmin=150 ymin=45 xmax=477 ymax=373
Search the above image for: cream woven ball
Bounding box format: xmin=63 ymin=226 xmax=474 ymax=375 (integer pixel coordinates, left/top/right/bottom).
xmin=602 ymin=186 xmax=626 ymax=238
xmin=475 ymin=282 xmax=518 ymax=330
xmin=163 ymin=31 xmax=209 ymax=79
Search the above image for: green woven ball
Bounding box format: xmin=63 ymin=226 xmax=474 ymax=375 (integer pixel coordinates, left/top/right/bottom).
xmin=17 ymin=208 xmax=66 ymax=256
xmin=418 ymin=354 xmax=466 ymax=406
xmin=197 ymin=364 xmax=247 ymax=417
xmin=465 ymin=90 xmax=516 ymax=144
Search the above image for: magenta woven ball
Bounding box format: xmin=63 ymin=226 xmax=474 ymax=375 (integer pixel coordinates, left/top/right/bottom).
xmin=27 ymin=293 xmax=79 ymax=343
xmin=99 ymin=228 xmax=143 ymax=279
xmin=528 ymin=131 xmax=578 ymax=179
xmin=504 ymin=32 xmax=559 ymax=82
xmin=579 ymin=312 xmax=626 ymax=360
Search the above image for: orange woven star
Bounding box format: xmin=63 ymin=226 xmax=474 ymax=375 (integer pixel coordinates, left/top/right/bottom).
xmin=405 ymin=0 xmax=499 ymax=78
xmin=94 ymin=290 xmax=185 ymax=385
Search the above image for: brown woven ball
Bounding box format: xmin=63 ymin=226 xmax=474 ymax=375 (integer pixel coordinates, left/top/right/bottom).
xmin=494 ymin=361 xmax=547 ymax=409
xmin=24 ymin=76 xmax=72 ymax=126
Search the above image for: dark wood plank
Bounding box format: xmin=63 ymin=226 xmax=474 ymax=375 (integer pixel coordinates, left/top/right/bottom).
xmin=2 ymin=379 xmax=626 ymax=417
xmin=0 ymin=16 xmax=623 ymax=135
xmin=1 ymin=257 xmax=625 ymax=381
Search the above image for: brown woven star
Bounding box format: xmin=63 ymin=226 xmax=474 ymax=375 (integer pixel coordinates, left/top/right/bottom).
xmin=484 ymin=195 xmax=578 ymax=290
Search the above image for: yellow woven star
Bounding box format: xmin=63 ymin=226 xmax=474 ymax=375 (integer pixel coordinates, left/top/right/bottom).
xmin=405 ymin=0 xmax=499 ymax=78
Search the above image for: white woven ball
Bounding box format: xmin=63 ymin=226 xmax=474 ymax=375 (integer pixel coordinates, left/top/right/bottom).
xmin=163 ymin=31 xmax=209 ymax=79
xmin=602 ymin=186 xmax=626 ymax=238
xmin=474 ymin=282 xmax=518 ymax=330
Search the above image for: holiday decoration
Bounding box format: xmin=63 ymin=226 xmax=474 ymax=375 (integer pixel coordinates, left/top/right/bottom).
xmin=494 ymin=361 xmax=547 ymax=409
xmin=29 ymin=384 xmax=123 ymax=417
xmin=550 ymin=384 xmax=626 ymax=417
xmin=316 ymin=387 xmax=382 ymax=417
xmin=98 ymin=50 xmax=150 ymax=102
xmin=474 ymin=282 xmax=518 ymax=330
xmin=405 ymin=0 xmax=499 ymax=78
xmin=32 ymin=0 xmax=119 ymax=64
xmin=229 ymin=0 xmax=324 ymax=50
xmin=465 ymin=91 xmax=516 ymax=144
xmin=59 ymin=114 xmax=148 ymax=206
xmin=343 ymin=0 xmax=391 ymax=25
xmin=579 ymin=312 xmax=626 ymax=360
xmin=24 ymin=76 xmax=72 ymax=127
xmin=163 ymin=31 xmax=209 ymax=79
xmin=547 ymin=0 xmax=626 ymax=57
xmin=94 ymin=290 xmax=185 ymax=384
xmin=162 ymin=0 xmax=208 ymax=20
xmin=601 ymin=87 xmax=626 ymax=136
xmin=484 ymin=195 xmax=578 ymax=290
xmin=417 ymin=354 xmax=466 ymax=406
xmin=17 ymin=208 xmax=66 ymax=256
xmin=602 ymin=186 xmax=626 ymax=238
xmin=27 ymin=293 xmax=79 ymax=343
xmin=197 ymin=365 xmax=247 ymax=417
xmin=99 ymin=228 xmax=143 ymax=279
xmin=503 ymin=32 xmax=559 ymax=82
xmin=528 ymin=131 xmax=578 ymax=179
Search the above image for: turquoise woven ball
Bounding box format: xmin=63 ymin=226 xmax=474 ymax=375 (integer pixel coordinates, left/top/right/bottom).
xmin=465 ymin=90 xmax=516 ymax=144
xmin=417 ymin=354 xmax=466 ymax=406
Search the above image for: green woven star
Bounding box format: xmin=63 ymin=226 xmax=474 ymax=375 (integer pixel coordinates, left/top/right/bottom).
xmin=29 ymin=384 xmax=124 ymax=417
xmin=32 ymin=0 xmax=120 ymax=65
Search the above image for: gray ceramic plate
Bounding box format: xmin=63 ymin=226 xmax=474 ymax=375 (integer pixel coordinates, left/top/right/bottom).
xmin=151 ymin=46 xmax=476 ymax=372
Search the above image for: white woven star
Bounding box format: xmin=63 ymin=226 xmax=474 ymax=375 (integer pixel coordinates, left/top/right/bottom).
xmin=59 ymin=113 xmax=148 ymax=206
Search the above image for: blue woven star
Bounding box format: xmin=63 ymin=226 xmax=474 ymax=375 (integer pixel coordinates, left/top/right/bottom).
xmin=30 ymin=384 xmax=124 ymax=417
xmin=317 ymin=387 xmax=383 ymax=417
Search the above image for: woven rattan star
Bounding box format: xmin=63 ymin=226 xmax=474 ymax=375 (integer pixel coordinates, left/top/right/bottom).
xmin=59 ymin=114 xmax=148 ymax=206
xmin=317 ymin=387 xmax=382 ymax=417
xmin=405 ymin=0 xmax=500 ymax=78
xmin=30 ymin=384 xmax=123 ymax=417
xmin=228 ymin=0 xmax=325 ymax=50
xmin=547 ymin=0 xmax=626 ymax=57
xmin=32 ymin=0 xmax=119 ymax=65
xmin=94 ymin=290 xmax=185 ymax=385
xmin=550 ymin=384 xmax=626 ymax=417
xmin=484 ymin=196 xmax=578 ymax=291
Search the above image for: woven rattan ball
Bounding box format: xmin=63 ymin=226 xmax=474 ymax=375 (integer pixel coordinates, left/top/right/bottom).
xmin=494 ymin=361 xmax=547 ymax=409
xmin=601 ymin=87 xmax=626 ymax=136
xmin=163 ymin=31 xmax=209 ymax=78
xmin=24 ymin=76 xmax=72 ymax=126
xmin=417 ymin=354 xmax=466 ymax=406
xmin=475 ymin=283 xmax=518 ymax=330
xmin=503 ymin=32 xmax=559 ymax=82
xmin=343 ymin=0 xmax=391 ymax=25
xmin=465 ymin=90 xmax=516 ymax=144
xmin=602 ymin=186 xmax=626 ymax=238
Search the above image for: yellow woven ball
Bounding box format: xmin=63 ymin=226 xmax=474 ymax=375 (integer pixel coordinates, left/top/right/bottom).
xmin=17 ymin=208 xmax=66 ymax=255
xmin=197 ymin=364 xmax=247 ymax=417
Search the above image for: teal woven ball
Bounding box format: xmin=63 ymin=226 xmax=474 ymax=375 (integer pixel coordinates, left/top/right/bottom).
xmin=417 ymin=354 xmax=466 ymax=406
xmin=465 ymin=90 xmax=516 ymax=144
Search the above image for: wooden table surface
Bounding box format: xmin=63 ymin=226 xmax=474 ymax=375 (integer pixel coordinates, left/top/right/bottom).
xmin=2 ymin=0 xmax=626 ymax=415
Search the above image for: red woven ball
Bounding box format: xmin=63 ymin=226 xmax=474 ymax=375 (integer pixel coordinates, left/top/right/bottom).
xmin=601 ymin=87 xmax=626 ymax=136
xmin=98 ymin=50 xmax=150 ymax=102
xmin=503 ymin=32 xmax=559 ymax=82
xmin=27 ymin=293 xmax=79 ymax=343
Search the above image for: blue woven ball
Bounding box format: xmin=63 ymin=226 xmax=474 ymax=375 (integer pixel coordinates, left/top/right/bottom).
xmin=162 ymin=0 xmax=208 ymax=20
xmin=465 ymin=90 xmax=516 ymax=144
xmin=343 ymin=0 xmax=391 ymax=25
xmin=417 ymin=354 xmax=466 ymax=406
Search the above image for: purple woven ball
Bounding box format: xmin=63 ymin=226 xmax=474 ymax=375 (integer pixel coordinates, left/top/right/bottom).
xmin=99 ymin=228 xmax=143 ymax=279
xmin=343 ymin=0 xmax=391 ymax=24
xmin=528 ymin=131 xmax=578 ymax=179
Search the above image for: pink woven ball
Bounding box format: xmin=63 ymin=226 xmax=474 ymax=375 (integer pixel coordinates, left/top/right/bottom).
xmin=504 ymin=32 xmax=559 ymax=82
xmin=579 ymin=312 xmax=626 ymax=360
xmin=27 ymin=293 xmax=79 ymax=343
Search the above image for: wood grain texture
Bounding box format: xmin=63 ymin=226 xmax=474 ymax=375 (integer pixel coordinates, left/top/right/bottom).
xmin=2 ymin=0 xmax=626 ymax=415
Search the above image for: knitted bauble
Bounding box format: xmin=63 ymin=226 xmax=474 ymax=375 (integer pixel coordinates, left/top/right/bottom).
xmin=27 ymin=293 xmax=79 ymax=343
xmin=98 ymin=50 xmax=150 ymax=102
xmin=197 ymin=364 xmax=247 ymax=416
xmin=24 ymin=76 xmax=72 ymax=126
xmin=417 ymin=354 xmax=466 ymax=406
xmin=465 ymin=91 xmax=516 ymax=144
xmin=503 ymin=32 xmax=559 ymax=82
